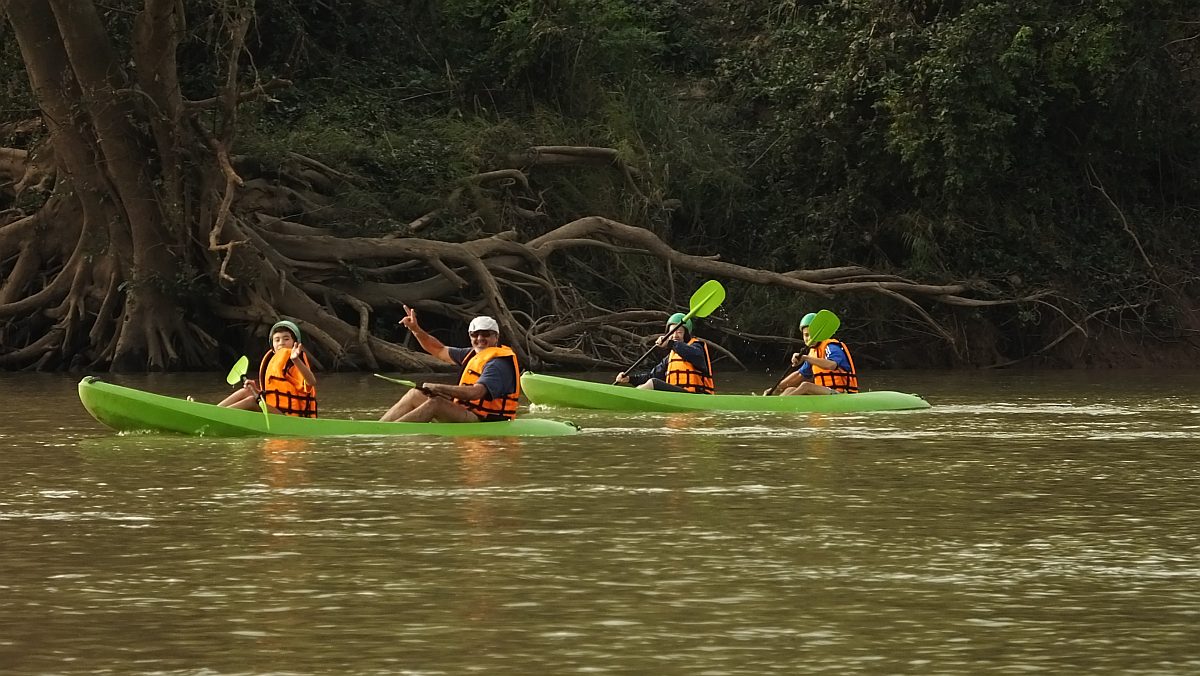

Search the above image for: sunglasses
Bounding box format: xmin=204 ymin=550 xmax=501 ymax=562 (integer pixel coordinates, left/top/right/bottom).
xmin=469 ymin=330 xmax=498 ymax=338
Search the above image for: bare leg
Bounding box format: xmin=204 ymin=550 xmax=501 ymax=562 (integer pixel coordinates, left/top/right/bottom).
xmin=380 ymin=388 xmax=434 ymax=422
xmin=398 ymin=397 xmax=482 ymax=423
xmin=781 ymin=381 xmax=834 ymax=396
xmin=218 ymin=388 xmax=259 ymax=409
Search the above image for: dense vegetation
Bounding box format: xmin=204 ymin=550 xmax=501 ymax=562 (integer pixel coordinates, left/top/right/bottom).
xmin=2 ymin=0 xmax=1198 ymax=370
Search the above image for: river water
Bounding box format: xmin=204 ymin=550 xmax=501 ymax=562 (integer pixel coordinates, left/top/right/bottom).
xmin=1 ymin=369 xmax=1198 ymax=674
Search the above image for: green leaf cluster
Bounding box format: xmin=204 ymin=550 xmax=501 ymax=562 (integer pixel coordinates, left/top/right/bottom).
xmin=5 ymin=0 xmax=1200 ymax=346
xmin=716 ymin=0 xmax=1200 ymax=296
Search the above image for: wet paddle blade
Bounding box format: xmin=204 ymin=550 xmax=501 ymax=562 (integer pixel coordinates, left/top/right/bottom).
xmin=373 ymin=373 xmax=419 ymax=388
xmin=225 ymin=356 xmax=249 ymax=385
xmin=616 ymin=280 xmax=727 ymax=383
xmin=258 ymin=397 xmax=271 ymax=431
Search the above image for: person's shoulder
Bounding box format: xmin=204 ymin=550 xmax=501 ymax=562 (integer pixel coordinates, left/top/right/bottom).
xmin=484 ymin=350 xmax=518 ymax=370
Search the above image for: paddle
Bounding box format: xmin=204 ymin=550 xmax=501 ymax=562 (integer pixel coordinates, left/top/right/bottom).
xmin=615 ymin=279 xmax=726 ymax=384
xmin=764 ymin=309 xmax=841 ymax=395
xmin=225 ymin=355 xmax=249 ymax=385
xmin=226 ymin=355 xmax=271 ymax=430
xmin=373 ymin=373 xmax=438 ymax=397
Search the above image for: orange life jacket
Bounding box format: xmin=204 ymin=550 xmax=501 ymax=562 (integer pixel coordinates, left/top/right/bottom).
xmin=810 ymin=339 xmax=858 ymax=393
xmin=666 ymin=338 xmax=715 ymax=394
xmin=455 ymin=346 xmax=520 ymax=420
xmin=258 ymin=349 xmax=318 ymax=417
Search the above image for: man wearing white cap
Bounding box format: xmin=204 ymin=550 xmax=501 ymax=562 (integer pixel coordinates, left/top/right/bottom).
xmin=379 ymin=305 xmax=521 ymax=423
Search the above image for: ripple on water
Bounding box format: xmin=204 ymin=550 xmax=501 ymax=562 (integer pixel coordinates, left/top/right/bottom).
xmin=5 ymin=372 xmax=1200 ymax=673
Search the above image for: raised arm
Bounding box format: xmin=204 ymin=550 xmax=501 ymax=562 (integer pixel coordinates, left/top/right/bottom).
xmin=400 ymin=304 xmax=453 ymax=364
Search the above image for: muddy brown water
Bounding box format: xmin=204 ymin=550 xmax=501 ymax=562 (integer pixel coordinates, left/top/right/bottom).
xmin=2 ymin=369 xmax=1198 ymax=674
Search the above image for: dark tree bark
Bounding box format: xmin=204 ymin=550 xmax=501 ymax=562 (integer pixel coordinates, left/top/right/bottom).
xmin=1 ymin=1 xmax=1032 ymax=373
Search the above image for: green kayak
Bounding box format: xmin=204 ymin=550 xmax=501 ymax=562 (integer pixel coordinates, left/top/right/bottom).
xmin=78 ymin=376 xmax=579 ymax=438
xmin=521 ymin=372 xmax=930 ymax=413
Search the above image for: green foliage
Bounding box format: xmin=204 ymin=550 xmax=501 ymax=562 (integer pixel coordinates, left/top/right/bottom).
xmin=437 ymin=0 xmax=663 ymax=110
xmin=240 ymin=112 xmax=490 ymax=232
xmin=716 ymin=0 xmax=1200 ymax=290
xmin=5 ymin=0 xmax=1200 ymax=357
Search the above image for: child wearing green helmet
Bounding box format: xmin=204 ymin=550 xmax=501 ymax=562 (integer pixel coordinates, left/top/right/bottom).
xmin=615 ymin=311 xmax=715 ymax=394
xmin=217 ymin=319 xmax=319 ymax=416
xmin=768 ymin=310 xmax=858 ymax=396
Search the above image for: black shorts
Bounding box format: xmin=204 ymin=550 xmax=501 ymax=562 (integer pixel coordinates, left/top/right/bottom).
xmin=646 ymin=378 xmax=689 ymax=393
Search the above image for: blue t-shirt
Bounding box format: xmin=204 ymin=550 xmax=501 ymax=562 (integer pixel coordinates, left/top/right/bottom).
xmin=797 ymin=342 xmax=851 ymax=379
xmin=448 ymin=346 xmax=517 ymax=399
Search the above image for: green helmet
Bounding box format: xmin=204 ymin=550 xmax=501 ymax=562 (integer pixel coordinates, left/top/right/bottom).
xmin=666 ymin=312 xmax=693 ymax=332
xmin=270 ymin=319 xmax=303 ymax=344
xmin=799 ymin=312 xmax=818 ymax=329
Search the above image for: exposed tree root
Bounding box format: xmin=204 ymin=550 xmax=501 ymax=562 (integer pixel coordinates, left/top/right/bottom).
xmin=1 ymin=1 xmax=1067 ymax=373
xmin=0 ymin=110 xmax=1067 ymax=374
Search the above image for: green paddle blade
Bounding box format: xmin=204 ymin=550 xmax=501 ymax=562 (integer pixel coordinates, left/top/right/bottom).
xmin=257 ymin=397 xmax=271 ymax=431
xmin=614 ymin=280 xmax=727 ymax=385
xmin=225 ymin=355 xmax=249 ymax=385
xmin=373 ymin=373 xmax=419 ymax=388
xmin=805 ymin=309 xmax=841 ymax=345
xmin=684 ymin=279 xmax=725 ymax=321
xmin=764 ymin=309 xmax=842 ymax=395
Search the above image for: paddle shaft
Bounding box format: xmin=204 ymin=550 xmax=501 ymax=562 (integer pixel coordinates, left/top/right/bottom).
xmin=765 ymin=311 xmax=841 ymax=395
xmin=615 ymin=280 xmax=726 ymax=385
xmin=373 ymin=373 xmax=441 ymax=397
xmin=618 ymin=321 xmax=689 ymax=382
xmin=237 ymin=374 xmax=273 ymax=420
xmin=765 ymin=343 xmax=817 ymax=396
xmin=226 ymin=357 xmax=272 ymax=429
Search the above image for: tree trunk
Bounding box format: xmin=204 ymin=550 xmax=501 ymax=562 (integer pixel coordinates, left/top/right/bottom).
xmin=1 ymin=2 xmax=1034 ymax=374
xmin=4 ymin=0 xmax=201 ymax=370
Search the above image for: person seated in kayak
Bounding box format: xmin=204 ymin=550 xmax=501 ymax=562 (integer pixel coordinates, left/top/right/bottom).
xmin=771 ymin=312 xmax=858 ymax=396
xmin=218 ymin=320 xmax=319 ymax=417
xmin=615 ymin=312 xmax=715 ymax=394
xmin=379 ymin=307 xmax=520 ymax=423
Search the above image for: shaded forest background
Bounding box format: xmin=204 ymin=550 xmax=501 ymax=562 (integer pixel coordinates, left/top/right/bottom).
xmin=2 ymin=0 xmax=1198 ymax=373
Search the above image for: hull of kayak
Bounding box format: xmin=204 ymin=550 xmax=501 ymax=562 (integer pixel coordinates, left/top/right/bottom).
xmin=78 ymin=377 xmax=579 ymax=437
xmin=521 ymin=372 xmax=930 ymax=413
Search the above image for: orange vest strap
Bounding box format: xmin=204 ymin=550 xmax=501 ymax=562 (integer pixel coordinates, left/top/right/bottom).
xmin=455 ymin=345 xmax=520 ymax=420
xmin=665 ymin=338 xmax=715 ymax=394
xmin=810 ymin=339 xmax=858 ymax=393
xmin=258 ymin=350 xmax=319 ymax=417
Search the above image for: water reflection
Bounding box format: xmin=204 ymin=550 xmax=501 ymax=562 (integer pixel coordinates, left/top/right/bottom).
xmin=455 ymin=437 xmax=522 ymax=528
xmin=3 ymin=370 xmax=1200 ymax=673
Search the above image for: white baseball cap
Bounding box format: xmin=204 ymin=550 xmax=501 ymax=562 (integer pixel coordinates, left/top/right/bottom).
xmin=468 ymin=316 xmax=500 ymax=333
